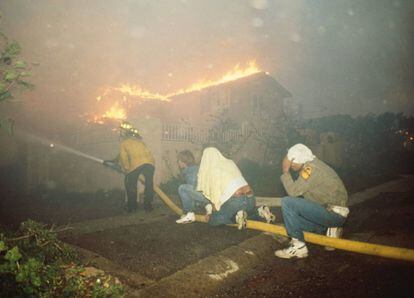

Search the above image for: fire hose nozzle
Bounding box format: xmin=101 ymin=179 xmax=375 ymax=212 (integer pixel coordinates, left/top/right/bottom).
xmin=103 ymin=160 xmax=124 ymax=174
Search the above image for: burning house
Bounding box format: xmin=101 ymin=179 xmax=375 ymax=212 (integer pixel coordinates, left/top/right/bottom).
xmin=16 ymin=63 xmax=293 ymax=194
xmin=147 ymin=71 xmax=292 ymax=126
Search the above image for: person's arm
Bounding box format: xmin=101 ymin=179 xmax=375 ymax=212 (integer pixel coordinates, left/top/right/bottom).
xmin=182 ymin=165 xmax=198 ymax=186
xmin=189 ymin=166 xmax=199 ymax=187
xmin=280 ymin=156 xmax=311 ymax=197
xmin=280 ymin=173 xmax=310 ymax=197
xmin=113 ymin=154 xmax=120 ymax=163
xmin=119 ymin=142 xmax=130 ymax=173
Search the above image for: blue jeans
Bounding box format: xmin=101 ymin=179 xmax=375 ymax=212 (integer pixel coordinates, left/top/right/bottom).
xmin=281 ymin=197 xmax=347 ymax=242
xmin=178 ymin=184 xmax=210 ymax=213
xmin=208 ymin=195 xmax=257 ymax=226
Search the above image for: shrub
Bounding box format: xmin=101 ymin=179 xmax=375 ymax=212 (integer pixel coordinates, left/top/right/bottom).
xmin=0 ymin=220 xmax=124 ymax=297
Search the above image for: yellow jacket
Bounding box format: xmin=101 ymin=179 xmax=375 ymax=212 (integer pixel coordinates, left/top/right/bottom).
xmin=119 ymin=138 xmax=155 ymax=173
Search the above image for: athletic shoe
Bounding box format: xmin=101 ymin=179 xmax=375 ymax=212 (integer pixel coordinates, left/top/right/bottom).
xmin=205 ymin=204 xmax=213 ymax=215
xmin=325 ymin=227 xmax=343 ymax=251
xmin=257 ymin=205 xmax=276 ymax=223
xmin=330 ymin=206 xmax=349 ymax=218
xmin=235 ymin=210 xmax=247 ymax=230
xmin=275 ymin=239 xmax=309 ymax=259
xmin=176 ymin=212 xmax=195 ymax=224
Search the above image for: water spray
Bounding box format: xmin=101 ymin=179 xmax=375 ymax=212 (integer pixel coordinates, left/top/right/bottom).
xmin=16 ymin=130 xmax=104 ymax=164
xmin=16 ymin=130 xmax=124 ymax=174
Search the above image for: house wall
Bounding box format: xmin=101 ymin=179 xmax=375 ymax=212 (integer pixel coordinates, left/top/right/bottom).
xmin=14 ymin=74 xmax=292 ymax=193
xmin=20 ymin=117 xmax=276 ymax=194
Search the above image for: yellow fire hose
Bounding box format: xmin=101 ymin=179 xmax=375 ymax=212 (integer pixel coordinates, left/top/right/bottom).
xmin=153 ymin=184 xmax=414 ymax=262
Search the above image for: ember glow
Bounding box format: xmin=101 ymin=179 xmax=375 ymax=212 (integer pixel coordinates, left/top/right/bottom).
xmin=115 ymin=84 xmax=168 ymax=101
xmin=165 ymin=60 xmax=260 ymax=97
xmin=87 ymin=104 xmax=126 ymax=124
xmin=102 ymin=102 xmax=127 ymax=120
xmin=92 ymin=60 xmax=261 ymax=123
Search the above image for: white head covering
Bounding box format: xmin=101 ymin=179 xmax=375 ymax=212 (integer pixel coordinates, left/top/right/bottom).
xmin=197 ymin=147 xmax=247 ymax=210
xmin=287 ymin=143 xmax=316 ymax=164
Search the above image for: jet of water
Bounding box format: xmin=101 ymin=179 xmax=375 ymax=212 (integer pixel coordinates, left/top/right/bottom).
xmin=16 ymin=130 xmax=104 ymax=164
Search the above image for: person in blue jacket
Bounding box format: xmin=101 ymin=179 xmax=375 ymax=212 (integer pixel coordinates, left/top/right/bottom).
xmin=175 ymin=150 xmax=211 ymax=223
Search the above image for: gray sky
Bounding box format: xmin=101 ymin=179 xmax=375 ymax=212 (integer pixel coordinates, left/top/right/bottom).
xmin=1 ymin=0 xmax=413 ymax=122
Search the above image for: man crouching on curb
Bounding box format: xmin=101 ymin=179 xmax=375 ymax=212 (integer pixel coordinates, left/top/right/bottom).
xmin=275 ymin=143 xmax=349 ymax=259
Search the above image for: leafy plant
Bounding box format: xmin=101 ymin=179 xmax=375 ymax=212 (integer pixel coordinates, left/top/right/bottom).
xmin=0 ymin=220 xmax=124 ymax=297
xmin=0 ymin=30 xmax=34 ymax=134
xmin=0 ymin=33 xmax=33 ymax=102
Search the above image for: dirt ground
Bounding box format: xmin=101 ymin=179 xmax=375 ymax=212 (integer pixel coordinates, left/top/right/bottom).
xmin=63 ymin=217 xmax=259 ymax=280
xmin=216 ymin=189 xmax=414 ymax=297
xmin=0 ymin=189 xmax=126 ymax=229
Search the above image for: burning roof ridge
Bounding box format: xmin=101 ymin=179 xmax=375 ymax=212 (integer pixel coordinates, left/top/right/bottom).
xmin=167 ymin=71 xmax=267 ymax=99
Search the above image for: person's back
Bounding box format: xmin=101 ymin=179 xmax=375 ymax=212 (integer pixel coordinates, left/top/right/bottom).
xmin=299 ymin=158 xmax=348 ymax=207
xmin=112 ymin=121 xmax=155 ymax=213
xmin=120 ymin=137 xmax=154 ymax=174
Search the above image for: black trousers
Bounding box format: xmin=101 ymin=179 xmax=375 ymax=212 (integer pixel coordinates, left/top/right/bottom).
xmin=124 ymin=163 xmax=155 ymax=211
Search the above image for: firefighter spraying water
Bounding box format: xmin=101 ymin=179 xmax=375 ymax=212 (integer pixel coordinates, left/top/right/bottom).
xmin=104 ymin=121 xmax=155 ymax=213
xmin=17 ymin=122 xmax=156 ymax=213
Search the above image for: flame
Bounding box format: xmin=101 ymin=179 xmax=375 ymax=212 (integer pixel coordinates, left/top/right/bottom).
xmin=115 ymin=84 xmax=168 ymax=101
xmin=91 ymin=60 xmax=261 ymax=123
xmin=165 ymin=60 xmax=260 ymax=97
xmin=102 ymin=102 xmax=127 ymax=120
xmin=97 ymin=60 xmax=261 ymax=102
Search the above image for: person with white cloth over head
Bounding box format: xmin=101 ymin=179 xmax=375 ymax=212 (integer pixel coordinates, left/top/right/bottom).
xmin=195 ymin=147 xmax=275 ymax=228
xmin=275 ymin=143 xmax=349 ymax=259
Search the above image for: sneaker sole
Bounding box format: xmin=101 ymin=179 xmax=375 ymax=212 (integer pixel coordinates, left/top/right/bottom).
xmin=274 ymin=251 xmax=308 ymax=259
xmin=176 ymin=219 xmax=195 ymax=224
xmin=259 ymin=207 xmax=276 ymax=223
xmin=236 ymin=211 xmax=247 ymax=230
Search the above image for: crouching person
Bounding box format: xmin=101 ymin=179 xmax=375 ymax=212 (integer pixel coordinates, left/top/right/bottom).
xmin=176 ymin=150 xmax=212 ymax=224
xmin=275 ymin=144 xmax=349 ymax=259
xmin=196 ymin=147 xmax=274 ymax=229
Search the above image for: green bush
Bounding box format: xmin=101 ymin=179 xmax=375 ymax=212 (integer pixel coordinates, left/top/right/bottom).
xmin=0 ymin=220 xmax=124 ymax=297
xmin=0 ymin=31 xmax=34 ymax=135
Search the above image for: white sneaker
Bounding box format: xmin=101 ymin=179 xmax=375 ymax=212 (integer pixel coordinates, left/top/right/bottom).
xmin=257 ymin=205 xmax=276 ymax=223
xmin=235 ymin=210 xmax=247 ymax=230
xmin=325 ymin=227 xmax=343 ymax=251
xmin=205 ymin=204 xmax=213 ymax=215
xmin=330 ymin=206 xmax=349 ymax=218
xmin=176 ymin=212 xmax=195 ymax=224
xmin=275 ymin=239 xmax=309 ymax=259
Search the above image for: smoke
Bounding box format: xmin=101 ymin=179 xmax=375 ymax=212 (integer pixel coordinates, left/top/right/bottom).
xmin=16 ymin=130 xmax=104 ymax=163
xmin=0 ymin=0 xmax=412 ymax=129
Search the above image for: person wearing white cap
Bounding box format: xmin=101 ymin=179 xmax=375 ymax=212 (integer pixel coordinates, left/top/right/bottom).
xmin=275 ymin=143 xmax=349 ymax=259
